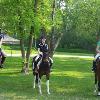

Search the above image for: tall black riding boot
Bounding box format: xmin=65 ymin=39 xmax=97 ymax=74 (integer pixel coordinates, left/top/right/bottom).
xmin=1 ymin=56 xmax=6 ymax=68
xmin=92 ymin=60 xmax=96 ymax=72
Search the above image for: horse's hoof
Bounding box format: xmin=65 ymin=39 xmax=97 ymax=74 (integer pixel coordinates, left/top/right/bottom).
xmin=48 ymin=92 xmax=50 ymax=95
xmin=97 ymin=92 xmax=100 ymax=96
xmin=94 ymin=89 xmax=97 ymax=95
xmin=33 ymin=86 xmax=35 ymax=89
xmin=40 ymin=92 xmax=42 ymax=95
xmin=94 ymin=90 xmax=97 ymax=93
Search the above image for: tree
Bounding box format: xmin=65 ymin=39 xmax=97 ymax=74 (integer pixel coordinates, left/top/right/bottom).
xmin=0 ymin=0 xmax=67 ymax=73
xmin=59 ymin=0 xmax=100 ymax=51
xmin=47 ymin=0 xmax=65 ymax=57
xmin=0 ymin=0 xmax=39 ymax=74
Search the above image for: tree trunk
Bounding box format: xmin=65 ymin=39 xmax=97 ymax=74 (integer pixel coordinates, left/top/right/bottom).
xmin=25 ymin=26 xmax=34 ymax=73
xmin=49 ymin=0 xmax=56 ymax=58
xmin=18 ymin=17 xmax=26 ymax=73
xmin=49 ymin=0 xmax=66 ymax=57
xmin=21 ymin=0 xmax=38 ymax=74
xmin=17 ymin=1 xmax=26 ymax=73
xmin=20 ymin=36 xmax=26 ymax=73
xmin=54 ymin=33 xmax=63 ymax=51
xmin=20 ymin=38 xmax=25 ymax=59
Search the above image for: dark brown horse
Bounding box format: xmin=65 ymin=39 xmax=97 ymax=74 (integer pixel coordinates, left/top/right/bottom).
xmin=94 ymin=57 xmax=100 ymax=96
xmin=0 ymin=50 xmax=6 ymax=68
xmin=0 ymin=52 xmax=3 ymax=68
xmin=32 ymin=52 xmax=51 ymax=94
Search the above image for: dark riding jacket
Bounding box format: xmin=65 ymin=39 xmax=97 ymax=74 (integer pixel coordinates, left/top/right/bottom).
xmin=37 ymin=43 xmax=48 ymax=53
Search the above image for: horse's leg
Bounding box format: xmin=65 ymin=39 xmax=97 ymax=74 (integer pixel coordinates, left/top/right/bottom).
xmin=33 ymin=72 xmax=38 ymax=88
xmin=33 ymin=75 xmax=36 ymax=89
xmin=97 ymin=81 xmax=100 ymax=96
xmin=35 ymin=73 xmax=39 ymax=84
xmin=46 ymin=73 xmax=50 ymax=94
xmin=32 ymin=61 xmax=34 ymax=70
xmin=38 ymin=74 xmax=42 ymax=94
xmin=94 ymin=73 xmax=97 ymax=93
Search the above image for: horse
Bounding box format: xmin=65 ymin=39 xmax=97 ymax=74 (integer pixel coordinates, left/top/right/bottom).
xmin=0 ymin=51 xmax=2 ymax=68
xmin=94 ymin=57 xmax=100 ymax=96
xmin=0 ymin=49 xmax=6 ymax=69
xmin=32 ymin=52 xmax=51 ymax=94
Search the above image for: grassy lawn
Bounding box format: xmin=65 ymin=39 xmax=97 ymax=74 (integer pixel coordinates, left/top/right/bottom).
xmin=0 ymin=54 xmax=99 ymax=100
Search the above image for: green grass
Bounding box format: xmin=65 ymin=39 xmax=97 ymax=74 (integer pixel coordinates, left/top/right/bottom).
xmin=0 ymin=54 xmax=99 ymax=100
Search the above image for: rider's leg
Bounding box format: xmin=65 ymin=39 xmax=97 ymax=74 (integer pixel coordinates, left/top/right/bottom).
xmin=49 ymin=57 xmax=53 ymax=71
xmin=32 ymin=56 xmax=38 ymax=70
xmin=37 ymin=57 xmax=42 ymax=69
xmin=49 ymin=57 xmax=53 ymax=66
xmin=92 ymin=53 xmax=100 ymax=72
xmin=34 ymin=54 xmax=42 ymax=72
xmin=92 ymin=60 xmax=96 ymax=71
xmin=0 ymin=50 xmax=6 ymax=68
xmin=35 ymin=55 xmax=40 ymax=61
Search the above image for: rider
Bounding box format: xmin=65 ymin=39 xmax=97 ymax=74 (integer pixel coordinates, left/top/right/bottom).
xmin=92 ymin=37 xmax=100 ymax=72
xmin=35 ymin=36 xmax=53 ymax=70
xmin=0 ymin=28 xmax=6 ymax=68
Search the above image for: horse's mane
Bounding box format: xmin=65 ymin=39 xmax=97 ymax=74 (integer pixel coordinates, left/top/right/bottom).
xmin=40 ymin=53 xmax=50 ymax=68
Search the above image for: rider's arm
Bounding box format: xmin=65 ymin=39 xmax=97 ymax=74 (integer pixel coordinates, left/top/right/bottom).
xmin=96 ymin=45 xmax=100 ymax=53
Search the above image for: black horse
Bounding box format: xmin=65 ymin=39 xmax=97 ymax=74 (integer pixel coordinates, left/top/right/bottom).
xmin=0 ymin=52 xmax=2 ymax=66
xmin=32 ymin=52 xmax=51 ymax=94
xmin=94 ymin=57 xmax=100 ymax=96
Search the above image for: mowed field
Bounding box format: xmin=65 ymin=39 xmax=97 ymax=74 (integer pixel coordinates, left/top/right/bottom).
xmin=0 ymin=54 xmax=99 ymax=100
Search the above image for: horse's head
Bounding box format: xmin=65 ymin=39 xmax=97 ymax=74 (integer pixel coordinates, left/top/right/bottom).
xmin=42 ymin=52 xmax=49 ymax=62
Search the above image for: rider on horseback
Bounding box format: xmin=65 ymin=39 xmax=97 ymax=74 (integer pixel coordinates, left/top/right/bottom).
xmin=92 ymin=38 xmax=100 ymax=72
xmin=0 ymin=28 xmax=6 ymax=68
xmin=34 ymin=36 xmax=53 ymax=71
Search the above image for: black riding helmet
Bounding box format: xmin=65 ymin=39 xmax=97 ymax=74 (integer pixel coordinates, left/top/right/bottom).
xmin=40 ymin=35 xmax=46 ymax=43
xmin=40 ymin=35 xmax=46 ymax=40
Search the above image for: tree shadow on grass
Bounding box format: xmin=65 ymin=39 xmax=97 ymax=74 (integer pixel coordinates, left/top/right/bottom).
xmin=0 ymin=71 xmax=21 ymax=76
xmin=0 ymin=71 xmax=98 ymax=100
xmin=50 ymin=75 xmax=98 ymax=100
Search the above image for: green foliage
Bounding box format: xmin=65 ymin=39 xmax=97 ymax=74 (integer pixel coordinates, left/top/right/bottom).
xmin=0 ymin=0 xmax=63 ymax=38
xmin=59 ymin=0 xmax=100 ymax=51
xmin=56 ymin=48 xmax=93 ymax=54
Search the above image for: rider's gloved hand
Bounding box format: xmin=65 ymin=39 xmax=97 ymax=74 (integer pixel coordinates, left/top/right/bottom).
xmin=40 ymin=52 xmax=43 ymax=55
xmin=39 ymin=52 xmax=43 ymax=57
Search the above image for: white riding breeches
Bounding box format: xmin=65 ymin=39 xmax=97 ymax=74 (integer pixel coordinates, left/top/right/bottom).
xmin=94 ymin=53 xmax=100 ymax=60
